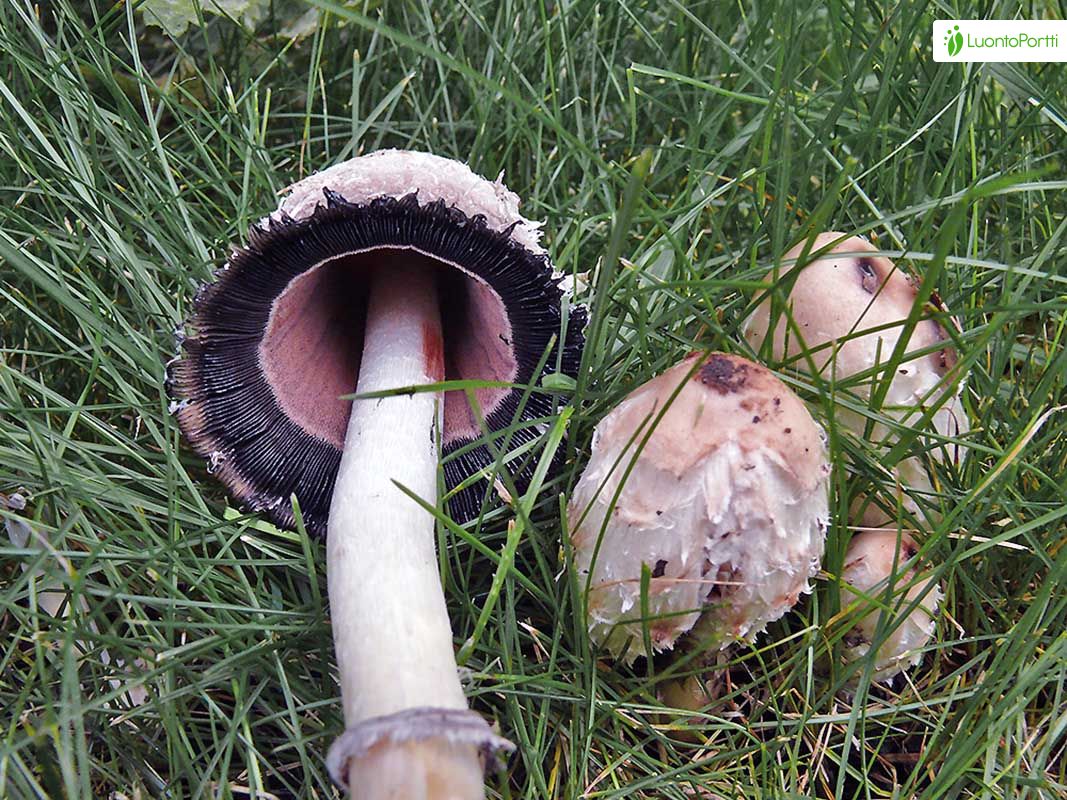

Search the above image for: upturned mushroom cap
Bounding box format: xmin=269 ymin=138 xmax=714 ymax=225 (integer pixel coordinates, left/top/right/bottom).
xmin=569 ymin=352 xmax=830 ymax=662
xmin=839 ymin=530 xmax=941 ymax=680
xmin=169 ymin=150 xmax=585 ymax=535
xmin=743 ymin=232 xmax=968 ymax=524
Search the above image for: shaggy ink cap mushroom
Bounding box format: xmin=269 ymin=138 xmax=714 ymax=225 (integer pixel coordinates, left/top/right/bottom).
xmin=169 ymin=150 xmax=584 ymax=798
xmin=743 ymin=232 xmax=968 ymax=526
xmin=568 ymin=352 xmax=830 ymax=663
xmin=171 ymin=149 xmax=585 ymax=536
xmin=839 ymin=530 xmax=941 ymax=681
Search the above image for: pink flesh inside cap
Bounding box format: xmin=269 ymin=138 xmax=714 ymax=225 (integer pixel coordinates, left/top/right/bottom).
xmin=259 ymin=247 xmax=517 ymax=447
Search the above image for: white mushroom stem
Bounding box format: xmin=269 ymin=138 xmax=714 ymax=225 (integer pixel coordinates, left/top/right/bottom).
xmin=326 ymin=261 xmax=485 ymax=798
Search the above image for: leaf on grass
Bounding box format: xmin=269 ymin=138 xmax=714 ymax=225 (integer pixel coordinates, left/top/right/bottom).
xmin=3 ymin=492 xmax=149 ymax=708
xmin=223 ymin=504 xmax=294 ymax=538
xmin=279 ymin=8 xmax=322 ymax=40
xmin=141 ymin=0 xmax=271 ymax=37
xmin=3 ymin=490 xmax=72 ymax=620
xmin=541 ymin=372 xmax=577 ymax=391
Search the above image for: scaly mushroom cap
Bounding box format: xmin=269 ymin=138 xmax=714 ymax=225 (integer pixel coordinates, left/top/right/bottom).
xmin=839 ymin=530 xmax=941 ymax=680
xmin=743 ymin=232 xmax=968 ymax=524
xmin=569 ymin=352 xmax=830 ymax=663
xmin=169 ymin=150 xmax=585 ymax=536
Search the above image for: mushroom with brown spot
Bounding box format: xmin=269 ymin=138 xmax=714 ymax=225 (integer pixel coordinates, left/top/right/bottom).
xmin=743 ymin=232 xmax=968 ymax=526
xmin=169 ymin=150 xmax=585 ymax=797
xmin=567 ymin=352 xmax=830 ymax=664
xmin=838 ymin=530 xmax=941 ymax=681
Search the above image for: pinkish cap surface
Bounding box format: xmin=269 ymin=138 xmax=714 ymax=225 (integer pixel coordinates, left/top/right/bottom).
xmin=840 ymin=530 xmax=941 ymax=680
xmin=744 ymin=232 xmax=958 ymax=379
xmin=744 ymin=232 xmax=969 ymax=525
xmin=569 ymin=352 xmax=830 ymax=662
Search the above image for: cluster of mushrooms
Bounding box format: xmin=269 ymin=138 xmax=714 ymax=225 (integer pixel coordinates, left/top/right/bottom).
xmin=171 ymin=151 xmax=966 ymax=798
xmin=571 ymin=231 xmax=964 ymax=699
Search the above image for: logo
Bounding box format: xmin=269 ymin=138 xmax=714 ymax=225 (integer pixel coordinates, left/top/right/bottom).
xmin=945 ymin=24 xmax=964 ymax=57
xmin=934 ymin=20 xmax=1067 ymax=62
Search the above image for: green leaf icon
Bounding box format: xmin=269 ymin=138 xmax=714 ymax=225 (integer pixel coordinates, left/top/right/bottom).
xmin=945 ymin=25 xmax=964 ymax=57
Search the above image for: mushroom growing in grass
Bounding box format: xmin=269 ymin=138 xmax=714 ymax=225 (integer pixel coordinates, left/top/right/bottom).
xmin=170 ymin=150 xmax=584 ymax=797
xmin=839 ymin=530 xmax=941 ymax=681
xmin=568 ymin=352 xmax=830 ymax=663
xmin=743 ymin=232 xmax=968 ymax=526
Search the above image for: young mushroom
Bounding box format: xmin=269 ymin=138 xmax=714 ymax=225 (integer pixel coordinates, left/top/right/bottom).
xmin=568 ymin=352 xmax=830 ymax=662
xmin=170 ymin=150 xmax=584 ymax=797
xmin=743 ymin=232 xmax=968 ymax=526
xmin=839 ymin=530 xmax=941 ymax=681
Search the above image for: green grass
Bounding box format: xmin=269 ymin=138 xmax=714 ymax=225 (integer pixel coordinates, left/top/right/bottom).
xmin=1 ymin=0 xmax=1065 ymax=798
